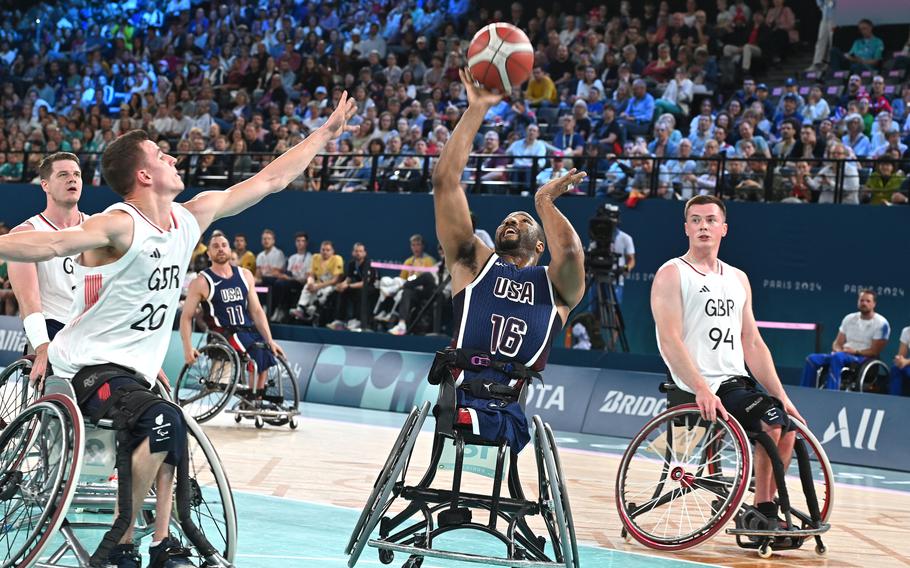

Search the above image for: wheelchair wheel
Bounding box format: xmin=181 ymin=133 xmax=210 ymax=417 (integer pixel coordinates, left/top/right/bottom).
xmin=261 ymin=355 xmax=300 ymax=427
xmin=855 ymin=360 xmax=890 ymax=393
xmin=175 ymin=343 xmax=240 ymax=423
xmin=346 ymin=401 xmax=430 ymax=568
xmin=174 ymin=413 xmax=238 ymax=564
xmin=616 ymin=404 xmax=752 ymax=550
xmin=0 ymin=357 xmax=38 ymax=433
xmin=780 ymin=417 xmax=834 ymax=528
xmin=533 ymin=416 xmax=579 ymax=568
xmin=0 ymin=394 xmax=84 ymax=568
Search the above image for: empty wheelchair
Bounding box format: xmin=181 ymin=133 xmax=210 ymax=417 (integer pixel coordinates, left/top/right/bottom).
xmin=815 ymin=358 xmax=891 ymax=393
xmin=616 ymin=382 xmax=833 ymax=559
xmin=175 ymin=329 xmax=299 ymax=429
xmin=346 ymin=348 xmax=578 ymax=568
xmin=0 ymin=376 xmax=237 ymax=568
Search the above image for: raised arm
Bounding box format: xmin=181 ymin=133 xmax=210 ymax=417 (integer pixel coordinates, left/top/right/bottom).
xmin=179 ymin=275 xmax=208 ymax=365
xmin=242 ymin=268 xmax=284 ymax=357
xmin=651 ymin=263 xmax=729 ymax=422
xmin=0 ymin=211 xmax=131 ymax=263
xmin=534 ymin=169 xmax=587 ymax=310
xmin=737 ymin=269 xmax=804 ymax=424
xmin=432 ymin=69 xmax=499 ymax=274
xmin=185 ymin=92 xmax=358 ymax=232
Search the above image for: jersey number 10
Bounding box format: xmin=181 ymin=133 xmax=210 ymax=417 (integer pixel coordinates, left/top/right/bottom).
xmin=490 ymin=314 xmax=528 ymax=357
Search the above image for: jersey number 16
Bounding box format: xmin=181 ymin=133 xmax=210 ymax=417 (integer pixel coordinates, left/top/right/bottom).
xmin=490 ymin=314 xmax=528 ymax=357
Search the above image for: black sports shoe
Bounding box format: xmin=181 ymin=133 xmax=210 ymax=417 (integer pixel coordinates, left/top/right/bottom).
xmin=108 ymin=543 xmax=142 ymax=568
xmin=148 ymin=536 xmax=194 ymax=568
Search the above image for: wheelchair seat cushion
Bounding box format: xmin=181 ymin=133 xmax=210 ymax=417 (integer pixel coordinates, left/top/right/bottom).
xmin=455 ymin=389 xmax=530 ymax=451
xmin=716 ymin=376 xmax=791 ymax=433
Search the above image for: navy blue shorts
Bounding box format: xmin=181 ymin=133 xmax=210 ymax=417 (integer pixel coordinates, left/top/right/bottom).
xmin=82 ymin=377 xmax=187 ymax=466
xmin=227 ymin=330 xmax=276 ymax=372
xmin=717 ymin=377 xmax=791 ymax=433
xmin=456 ymin=369 xmax=530 ymax=452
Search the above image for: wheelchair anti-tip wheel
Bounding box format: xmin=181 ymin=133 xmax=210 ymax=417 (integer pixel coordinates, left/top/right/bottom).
xmin=0 ymin=394 xmax=84 ymax=568
xmin=533 ymin=416 xmax=579 ymax=568
xmin=616 ymin=404 xmax=753 ymax=550
xmin=0 ymin=357 xmax=39 ymax=433
xmin=175 ymin=342 xmax=241 ymax=423
xmin=345 ymin=401 xmax=430 ymax=568
xmin=259 ymin=355 xmax=300 ymax=428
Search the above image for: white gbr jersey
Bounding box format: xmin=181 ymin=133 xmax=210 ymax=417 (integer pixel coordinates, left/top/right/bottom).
xmin=656 ymin=257 xmax=748 ymax=394
xmin=49 ymin=202 xmax=200 ymax=381
xmin=24 ymin=213 xmax=86 ymax=323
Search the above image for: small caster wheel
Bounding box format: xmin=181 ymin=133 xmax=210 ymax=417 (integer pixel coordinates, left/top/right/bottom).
xmin=289 ymin=416 xmax=299 ymax=429
xmin=815 ymin=543 xmax=827 ymax=555
xmin=254 ymin=416 xmax=264 ymax=429
xmin=758 ymin=543 xmax=773 ymax=559
xmin=234 ymin=413 xmax=242 ymax=423
xmin=378 ymin=548 xmax=394 ymax=564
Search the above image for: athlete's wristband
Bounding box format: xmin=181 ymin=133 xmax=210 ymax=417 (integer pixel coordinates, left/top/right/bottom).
xmin=23 ymin=312 xmax=50 ymax=349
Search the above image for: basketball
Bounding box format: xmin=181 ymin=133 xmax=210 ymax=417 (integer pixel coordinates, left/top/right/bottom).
xmin=467 ymin=22 xmax=534 ymax=95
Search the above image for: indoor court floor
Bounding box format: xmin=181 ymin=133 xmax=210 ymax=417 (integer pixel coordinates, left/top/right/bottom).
xmin=190 ymin=402 xmax=910 ymax=568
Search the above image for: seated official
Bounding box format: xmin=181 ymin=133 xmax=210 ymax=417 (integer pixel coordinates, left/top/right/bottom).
xmin=800 ymin=290 xmax=890 ymax=389
xmin=889 ymin=325 xmax=910 ymax=396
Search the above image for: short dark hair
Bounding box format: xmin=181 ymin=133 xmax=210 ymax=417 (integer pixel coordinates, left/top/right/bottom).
xmin=38 ymin=152 xmax=80 ymax=181
xmin=234 ymin=233 xmax=247 ymax=241
xmin=294 ymin=231 xmax=309 ymax=240
xmin=858 ymin=18 xmax=873 ymax=27
xmin=684 ymin=195 xmax=727 ymax=219
xmin=101 ymin=130 xmax=150 ymax=197
xmin=859 ymin=288 xmax=877 ymax=300
xmin=262 ymin=229 xmax=276 ymax=238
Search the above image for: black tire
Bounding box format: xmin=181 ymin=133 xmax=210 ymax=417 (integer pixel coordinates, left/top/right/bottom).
xmin=533 ymin=416 xmax=577 ymax=568
xmin=0 ymin=394 xmax=84 ymax=568
xmin=0 ymin=358 xmax=37 ymax=433
xmin=175 ymin=343 xmax=240 ymax=423
xmin=261 ymin=355 xmax=300 ymax=427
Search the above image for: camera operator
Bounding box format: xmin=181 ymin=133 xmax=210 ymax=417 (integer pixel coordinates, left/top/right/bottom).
xmin=586 ymin=205 xmax=636 ymax=305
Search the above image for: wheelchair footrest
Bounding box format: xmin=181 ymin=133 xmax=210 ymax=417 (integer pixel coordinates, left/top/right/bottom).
xmin=368 ymin=540 xmax=564 ymax=567
xmin=726 ymin=523 xmax=830 ymax=538
xmin=439 ymin=507 xmax=472 ymax=527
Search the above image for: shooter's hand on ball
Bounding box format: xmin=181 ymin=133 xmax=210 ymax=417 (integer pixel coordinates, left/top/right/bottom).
xmin=459 ymin=68 xmax=503 ymax=110
xmin=535 ymin=168 xmax=587 ymax=203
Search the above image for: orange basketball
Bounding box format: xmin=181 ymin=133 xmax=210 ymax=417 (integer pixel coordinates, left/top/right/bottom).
xmin=467 ymin=22 xmax=534 ymax=94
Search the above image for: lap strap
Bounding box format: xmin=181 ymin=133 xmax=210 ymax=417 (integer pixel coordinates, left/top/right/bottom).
xmin=71 ymin=364 xmax=158 ymax=428
xmin=428 ymin=347 xmax=542 ymax=385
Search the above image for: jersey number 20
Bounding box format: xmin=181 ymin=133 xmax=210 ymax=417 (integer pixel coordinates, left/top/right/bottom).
xmin=490 ymin=314 xmax=527 ymax=357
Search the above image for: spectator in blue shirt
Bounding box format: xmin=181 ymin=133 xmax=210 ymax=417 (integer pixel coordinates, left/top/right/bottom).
xmin=553 ymin=115 xmax=586 ymax=156
xmin=842 ymin=112 xmax=872 ymax=157
xmin=619 ymin=79 xmax=655 ymax=137
xmin=772 ymin=94 xmax=805 ymax=136
xmin=830 ymin=18 xmax=885 ymax=74
xmin=506 ymin=124 xmax=548 ymax=193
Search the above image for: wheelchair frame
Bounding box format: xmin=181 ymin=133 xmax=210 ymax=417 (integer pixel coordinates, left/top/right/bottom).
xmin=616 ymin=382 xmax=833 ymax=559
xmin=0 ymin=374 xmax=237 ymax=568
xmin=175 ymin=330 xmax=300 ymax=429
xmin=346 ymin=375 xmax=578 ymax=568
xmin=815 ymin=358 xmax=891 ymax=393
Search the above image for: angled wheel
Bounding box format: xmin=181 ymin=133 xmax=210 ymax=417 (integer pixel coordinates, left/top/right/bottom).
xmin=345 ymin=401 xmax=430 ymax=567
xmin=615 ymin=404 xmax=752 ymax=550
xmin=0 ymin=357 xmax=38 ymax=433
xmin=172 ymin=412 xmax=238 ymax=565
xmin=533 ymin=416 xmax=578 ymax=568
xmin=782 ymin=417 xmax=834 ymax=528
xmin=260 ymin=355 xmax=300 ymax=427
xmin=175 ymin=343 xmax=240 ymax=423
xmin=0 ymin=394 xmax=84 ymax=568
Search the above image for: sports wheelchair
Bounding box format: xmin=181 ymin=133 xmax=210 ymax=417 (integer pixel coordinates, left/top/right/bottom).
xmin=616 ymin=381 xmax=833 ymax=559
xmin=815 ymin=358 xmax=891 ymax=393
xmin=0 ymin=362 xmax=237 ymax=568
xmin=175 ymin=329 xmax=299 ymax=429
xmin=346 ymin=349 xmax=578 ymax=568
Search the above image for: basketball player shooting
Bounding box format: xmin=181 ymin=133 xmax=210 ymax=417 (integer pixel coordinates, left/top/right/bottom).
xmin=651 ymin=195 xmax=806 ymax=530
xmin=0 ymin=92 xmax=356 ymax=566
xmin=430 ymin=68 xmax=586 ymax=451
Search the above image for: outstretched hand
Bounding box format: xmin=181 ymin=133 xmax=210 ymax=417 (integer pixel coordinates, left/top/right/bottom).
xmin=535 ymin=168 xmax=587 ymax=202
xmin=322 ymin=90 xmax=358 ymax=138
xmin=458 ymin=68 xmax=503 ymax=109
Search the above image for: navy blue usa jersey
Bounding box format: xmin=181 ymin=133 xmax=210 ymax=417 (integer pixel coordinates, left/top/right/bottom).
xmin=200 ymin=266 xmax=252 ymax=330
xmin=452 ymin=253 xmax=562 ymax=371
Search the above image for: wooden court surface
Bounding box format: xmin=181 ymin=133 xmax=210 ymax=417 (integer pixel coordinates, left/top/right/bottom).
xmin=202 ymin=413 xmax=910 ymax=568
